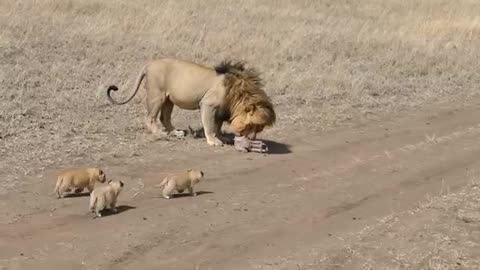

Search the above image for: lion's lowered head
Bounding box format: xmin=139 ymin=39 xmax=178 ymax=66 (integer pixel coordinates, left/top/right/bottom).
xmin=215 ymin=60 xmax=276 ymax=139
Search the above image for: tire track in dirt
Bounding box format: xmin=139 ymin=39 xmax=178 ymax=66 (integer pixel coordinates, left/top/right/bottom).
xmin=1 ymin=101 xmax=479 ymax=270
xmin=112 ymin=138 xmax=480 ymax=270
xmin=103 ymin=103 xmax=480 ymax=270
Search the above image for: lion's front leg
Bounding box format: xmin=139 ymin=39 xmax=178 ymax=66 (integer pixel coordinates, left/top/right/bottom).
xmin=214 ymin=118 xmax=224 ymax=140
xmin=200 ymin=104 xmax=223 ymax=147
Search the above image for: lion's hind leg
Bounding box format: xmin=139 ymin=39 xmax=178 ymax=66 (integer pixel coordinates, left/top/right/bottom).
xmin=160 ymin=98 xmax=185 ymax=138
xmin=145 ymin=79 xmax=167 ymax=136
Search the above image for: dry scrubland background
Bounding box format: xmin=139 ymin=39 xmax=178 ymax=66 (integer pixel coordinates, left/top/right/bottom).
xmin=1 ymin=0 xmax=480 ymax=184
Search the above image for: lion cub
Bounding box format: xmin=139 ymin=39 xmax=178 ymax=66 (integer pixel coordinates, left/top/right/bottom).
xmin=89 ymin=180 xmax=124 ymax=218
xmin=54 ymin=168 xmax=106 ymax=198
xmin=159 ymin=169 xmax=204 ymax=199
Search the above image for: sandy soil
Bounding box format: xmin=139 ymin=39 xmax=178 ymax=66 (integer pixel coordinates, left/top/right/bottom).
xmin=1 ymin=99 xmax=480 ymax=270
xmin=2 ymin=1 xmax=480 ymax=269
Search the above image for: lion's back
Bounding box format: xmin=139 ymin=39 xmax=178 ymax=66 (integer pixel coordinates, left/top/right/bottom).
xmin=147 ymin=58 xmax=224 ymax=109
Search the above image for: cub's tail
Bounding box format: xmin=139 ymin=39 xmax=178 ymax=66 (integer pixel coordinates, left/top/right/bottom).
xmin=155 ymin=177 xmax=170 ymax=188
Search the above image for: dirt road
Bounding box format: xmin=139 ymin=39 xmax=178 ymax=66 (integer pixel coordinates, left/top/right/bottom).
xmin=1 ymin=100 xmax=480 ymax=270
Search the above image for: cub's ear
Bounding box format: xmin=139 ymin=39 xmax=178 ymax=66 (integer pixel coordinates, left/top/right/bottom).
xmin=119 ymin=181 xmax=124 ymax=187
xmin=187 ymin=168 xmax=192 ymax=172
xmin=99 ymin=169 xmax=104 ymax=175
xmin=245 ymin=104 xmax=256 ymax=114
xmin=200 ymin=171 xmax=204 ymax=177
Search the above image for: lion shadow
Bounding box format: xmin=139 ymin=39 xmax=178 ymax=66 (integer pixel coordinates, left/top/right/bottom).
xmin=184 ymin=127 xmax=291 ymax=155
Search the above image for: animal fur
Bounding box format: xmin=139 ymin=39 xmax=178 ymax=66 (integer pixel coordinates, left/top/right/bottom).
xmin=106 ymin=58 xmax=276 ymax=146
xmin=54 ymin=168 xmax=106 ymax=198
xmin=158 ymin=169 xmax=204 ymax=199
xmin=89 ymin=180 xmax=124 ymax=218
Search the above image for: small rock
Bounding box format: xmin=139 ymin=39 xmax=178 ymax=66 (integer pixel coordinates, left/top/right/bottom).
xmin=130 ymin=152 xmax=140 ymax=157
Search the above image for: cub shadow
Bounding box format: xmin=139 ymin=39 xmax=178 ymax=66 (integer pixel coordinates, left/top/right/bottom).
xmin=62 ymin=191 xmax=91 ymax=198
xmin=184 ymin=127 xmax=291 ymax=154
xmin=96 ymin=205 xmax=137 ymax=217
xmin=165 ymin=190 xmax=214 ymax=199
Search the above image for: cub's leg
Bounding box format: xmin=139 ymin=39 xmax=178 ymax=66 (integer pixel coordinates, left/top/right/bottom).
xmin=160 ymin=97 xmax=185 ymax=138
xmin=110 ymin=198 xmax=118 ymax=213
xmin=187 ymin=186 xmax=197 ymax=197
xmin=89 ymin=193 xmax=97 ymax=213
xmin=200 ymin=104 xmax=223 ymax=146
xmin=94 ymin=195 xmax=106 ymax=218
xmin=162 ymin=179 xmax=176 ymax=199
xmin=54 ymin=177 xmax=64 ymax=198
xmin=87 ymin=183 xmax=95 ymax=194
xmin=58 ymin=182 xmax=70 ymax=198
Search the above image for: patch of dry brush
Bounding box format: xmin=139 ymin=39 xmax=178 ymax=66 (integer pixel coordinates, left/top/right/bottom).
xmin=1 ymin=0 xmax=479 ymax=181
xmin=312 ymin=181 xmax=480 ymax=269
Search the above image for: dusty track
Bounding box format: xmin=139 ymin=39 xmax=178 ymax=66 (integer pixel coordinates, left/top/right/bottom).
xmin=1 ymin=100 xmax=480 ymax=270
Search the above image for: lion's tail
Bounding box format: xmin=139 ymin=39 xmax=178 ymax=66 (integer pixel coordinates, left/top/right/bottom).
xmin=106 ymin=66 xmax=146 ymax=105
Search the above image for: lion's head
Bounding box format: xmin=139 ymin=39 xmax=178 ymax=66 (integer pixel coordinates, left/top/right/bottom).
xmin=215 ymin=60 xmax=276 ymax=139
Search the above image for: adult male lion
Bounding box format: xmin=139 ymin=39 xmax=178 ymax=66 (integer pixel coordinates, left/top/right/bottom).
xmin=106 ymin=58 xmax=276 ymax=146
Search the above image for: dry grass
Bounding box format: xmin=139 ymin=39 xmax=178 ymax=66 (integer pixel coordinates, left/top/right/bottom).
xmin=310 ymin=180 xmax=480 ymax=270
xmin=1 ymin=0 xmax=480 ymax=181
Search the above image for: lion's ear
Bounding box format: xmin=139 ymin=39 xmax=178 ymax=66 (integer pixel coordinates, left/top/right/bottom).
xmin=187 ymin=168 xmax=192 ymax=172
xmin=245 ymin=104 xmax=256 ymax=115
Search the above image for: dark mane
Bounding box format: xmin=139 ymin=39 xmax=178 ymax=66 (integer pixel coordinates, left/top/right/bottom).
xmin=214 ymin=60 xmax=275 ymax=125
xmin=214 ymin=60 xmax=264 ymax=89
xmin=214 ymin=60 xmax=246 ymax=74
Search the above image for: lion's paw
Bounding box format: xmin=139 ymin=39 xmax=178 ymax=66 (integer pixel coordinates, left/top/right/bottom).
xmin=207 ymin=138 xmax=224 ymax=147
xmin=152 ymin=129 xmax=169 ymax=137
xmin=170 ymin=129 xmax=186 ymax=138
